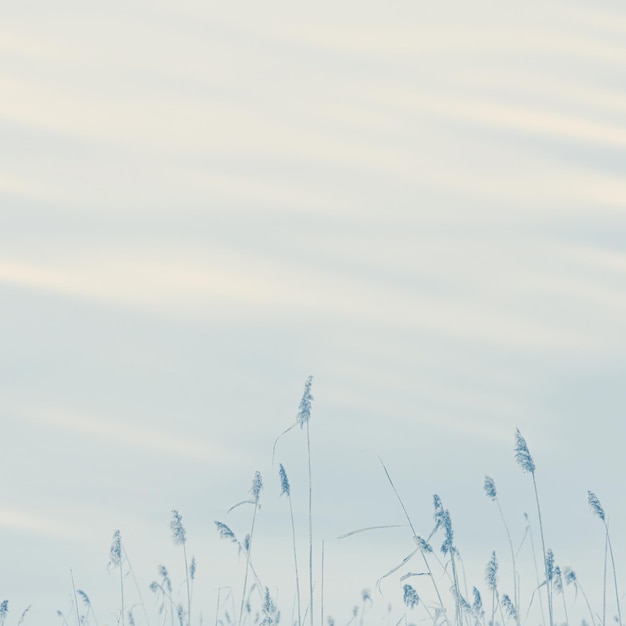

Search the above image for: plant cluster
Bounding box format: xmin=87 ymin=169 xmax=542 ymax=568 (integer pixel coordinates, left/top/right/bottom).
xmin=1 ymin=380 xmax=620 ymax=626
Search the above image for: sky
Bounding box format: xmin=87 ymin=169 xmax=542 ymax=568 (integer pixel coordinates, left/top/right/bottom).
xmin=2 ymin=1 xmax=626 ymax=625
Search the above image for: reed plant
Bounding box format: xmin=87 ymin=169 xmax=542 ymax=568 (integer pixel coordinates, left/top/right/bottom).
xmin=109 ymin=529 xmax=126 ymax=626
xmin=10 ymin=384 xmax=626 ymax=626
xmin=279 ymin=463 xmax=302 ymax=626
xmin=273 ymin=375 xmax=315 ymax=626
xmin=169 ymin=510 xmax=192 ymax=626
xmin=588 ymin=491 xmax=622 ymax=626
xmin=483 ymin=477 xmax=519 ymax=613
xmin=236 ymin=471 xmax=263 ymax=626
xmin=513 ymin=429 xmax=553 ymax=626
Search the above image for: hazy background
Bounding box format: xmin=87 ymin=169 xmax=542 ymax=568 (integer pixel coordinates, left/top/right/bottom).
xmin=2 ymin=1 xmax=626 ymax=625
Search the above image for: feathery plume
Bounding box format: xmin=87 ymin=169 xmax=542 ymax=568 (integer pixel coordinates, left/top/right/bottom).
xmin=403 ymin=585 xmax=419 ymax=609
xmin=170 ymin=509 xmax=187 ymax=545
xmin=109 ymin=530 xmax=122 ymax=566
xmin=251 ymin=471 xmax=263 ymax=503
xmin=588 ymin=491 xmax=606 ymax=521
xmin=215 ymin=521 xmax=237 ymax=543
xmin=279 ymin=463 xmax=290 ymax=497
xmin=483 ymin=476 xmax=497 ymax=500
xmin=297 ymin=376 xmax=314 ymax=428
xmin=486 ymin=551 xmax=498 ymax=591
xmin=514 ymin=428 xmax=535 ymax=473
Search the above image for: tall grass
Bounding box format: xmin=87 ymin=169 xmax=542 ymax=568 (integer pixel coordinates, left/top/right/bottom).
xmin=109 ymin=529 xmax=125 ymax=626
xmin=483 ymin=476 xmax=518 ymax=613
xmin=279 ymin=463 xmax=302 ymax=626
xmin=296 ymin=376 xmax=315 ymax=626
xmin=170 ymin=510 xmax=192 ymax=626
xmin=588 ymin=491 xmax=622 ymax=626
xmin=513 ymin=428 xmax=553 ymax=626
xmin=11 ymin=385 xmax=625 ymax=626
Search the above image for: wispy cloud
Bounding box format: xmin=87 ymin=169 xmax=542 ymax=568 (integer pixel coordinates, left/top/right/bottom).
xmin=13 ymin=403 xmax=233 ymax=464
xmin=0 ymin=506 xmax=87 ymax=540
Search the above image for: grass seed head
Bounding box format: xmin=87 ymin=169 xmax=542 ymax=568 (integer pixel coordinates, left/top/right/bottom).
xmin=483 ymin=475 xmax=497 ymax=500
xmin=502 ymin=594 xmax=518 ymax=621
xmin=486 ymin=551 xmax=498 ymax=590
xmin=251 ymin=471 xmax=263 ymax=502
xmin=588 ymin=491 xmax=606 ymax=521
xmin=215 ymin=521 xmax=237 ymax=543
xmin=545 ymin=548 xmax=554 ymax=581
xmin=170 ymin=509 xmax=187 ymax=545
xmin=514 ymin=428 xmax=535 ymax=474
xmin=109 ymin=530 xmax=122 ymax=567
xmin=297 ymin=375 xmax=314 ymax=428
xmin=278 ymin=463 xmax=290 ymax=497
xmin=403 ymin=585 xmax=419 ymax=609
xmin=472 ymin=587 xmax=483 ymax=615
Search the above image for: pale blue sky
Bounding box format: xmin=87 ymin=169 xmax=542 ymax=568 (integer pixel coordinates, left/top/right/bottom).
xmin=1 ymin=2 xmax=626 ymax=625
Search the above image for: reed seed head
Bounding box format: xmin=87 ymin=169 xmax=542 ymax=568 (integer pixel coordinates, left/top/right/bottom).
xmin=190 ymin=556 xmax=196 ymax=580
xmin=403 ymin=585 xmax=419 ymax=609
xmin=109 ymin=530 xmax=122 ymax=567
xmin=588 ymin=491 xmax=606 ymax=521
xmin=215 ymin=521 xmax=237 ymax=543
xmin=563 ymin=567 xmax=577 ymax=586
xmin=76 ymin=590 xmax=90 ymax=608
xmin=455 ymin=590 xmax=472 ymax=614
xmin=514 ymin=428 xmax=535 ymax=473
xmin=502 ymin=595 xmax=518 ymax=621
xmin=262 ymin=587 xmax=276 ymax=623
xmin=545 ymin=548 xmax=554 ymax=582
xmin=251 ymin=471 xmax=263 ymax=503
xmin=297 ymin=375 xmax=314 ymax=428
xmin=486 ymin=551 xmax=498 ymax=590
xmin=472 ymin=588 xmax=483 ymax=615
xmin=438 ymin=508 xmax=454 ymax=555
xmin=278 ymin=463 xmax=290 ymax=497
xmin=415 ymin=536 xmax=433 ymax=553
xmin=483 ymin=476 xmax=497 ymax=500
xmin=554 ymin=566 xmax=563 ymax=594
xmin=170 ymin=509 xmax=187 ymax=545
xmin=158 ymin=565 xmax=172 ymax=593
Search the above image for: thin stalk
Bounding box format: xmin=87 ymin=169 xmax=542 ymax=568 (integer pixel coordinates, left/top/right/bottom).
xmin=321 ymin=541 xmax=325 ymax=626
xmin=120 ymin=559 xmax=125 ymax=626
xmin=531 ymin=473 xmax=552 ymax=626
xmin=215 ymin=588 xmax=221 ymax=626
xmin=122 ymin=546 xmax=151 ymax=626
xmin=238 ymin=504 xmax=259 ymax=626
xmin=525 ymin=517 xmax=546 ymax=626
xmin=379 ymin=460 xmax=448 ymax=624
xmin=183 ymin=542 xmax=191 ymax=626
xmin=288 ymin=489 xmax=302 ymax=626
xmin=70 ymin=569 xmax=81 ymax=626
xmin=606 ymin=528 xmax=622 ymax=626
xmin=559 ymin=585 xmax=569 ymax=626
xmin=449 ymin=551 xmax=462 ymax=626
xmin=603 ymin=533 xmax=608 ymax=626
xmin=495 ymin=498 xmax=519 ymax=611
xmin=306 ymin=419 xmax=314 ymax=626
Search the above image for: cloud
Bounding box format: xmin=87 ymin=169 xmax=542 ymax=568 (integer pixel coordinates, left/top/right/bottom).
xmin=0 ymin=506 xmax=87 ymax=540
xmin=13 ymin=402 xmax=233 ymax=464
